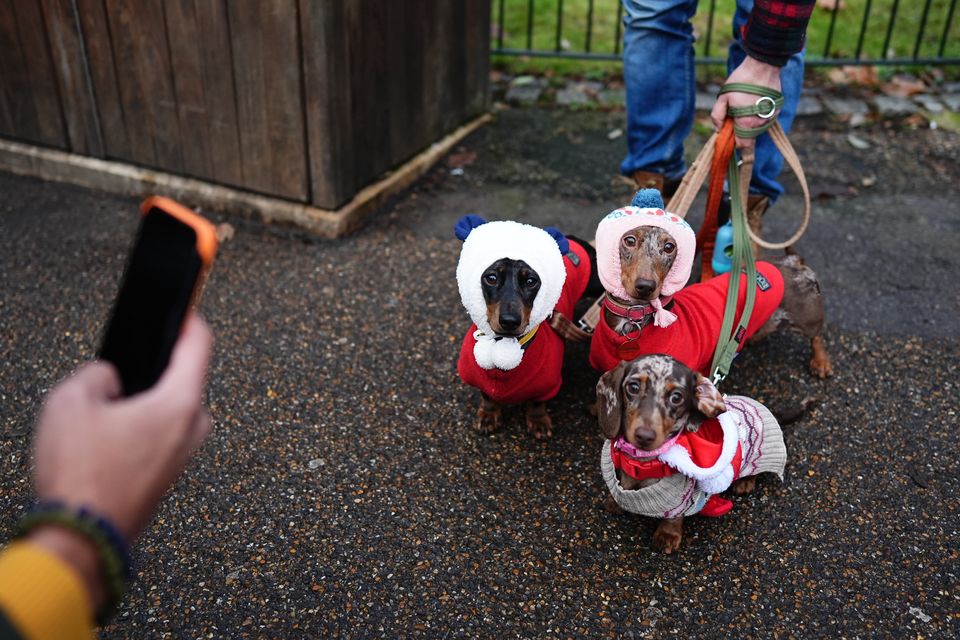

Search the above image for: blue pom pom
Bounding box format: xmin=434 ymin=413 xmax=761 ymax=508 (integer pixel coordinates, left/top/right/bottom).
xmin=543 ymin=227 xmax=570 ymax=255
xmin=631 ymin=188 xmax=665 ymax=209
xmin=454 ymin=214 xmax=487 ymax=241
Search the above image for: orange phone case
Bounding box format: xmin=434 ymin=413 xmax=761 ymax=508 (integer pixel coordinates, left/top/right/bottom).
xmin=138 ymin=195 xmax=218 ymax=305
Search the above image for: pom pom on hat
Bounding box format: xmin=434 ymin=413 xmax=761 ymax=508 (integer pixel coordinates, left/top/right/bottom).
xmin=631 ymin=188 xmax=665 ymax=209
xmin=454 ymin=214 xmax=488 ymax=241
xmin=543 ymin=227 xmax=570 ymax=256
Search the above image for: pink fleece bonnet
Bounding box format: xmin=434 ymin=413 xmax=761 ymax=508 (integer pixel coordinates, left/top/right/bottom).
xmin=595 ymin=189 xmax=696 ymax=302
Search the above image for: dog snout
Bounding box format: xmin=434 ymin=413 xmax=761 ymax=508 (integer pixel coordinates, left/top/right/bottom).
xmin=498 ymin=309 xmax=522 ymax=332
xmin=633 ymin=426 xmax=657 ymax=449
xmin=633 ymin=278 xmax=657 ymax=299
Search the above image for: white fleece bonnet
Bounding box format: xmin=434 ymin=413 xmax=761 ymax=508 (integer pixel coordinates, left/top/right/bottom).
xmin=456 ymin=220 xmax=567 ymax=370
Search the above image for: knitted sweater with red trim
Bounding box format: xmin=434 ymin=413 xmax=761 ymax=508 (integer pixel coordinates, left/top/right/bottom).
xmin=458 ymin=239 xmax=592 ymax=405
xmin=589 ymin=261 xmax=784 ymax=376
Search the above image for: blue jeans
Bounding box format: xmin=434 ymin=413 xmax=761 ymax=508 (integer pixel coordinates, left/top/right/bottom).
xmin=620 ymin=0 xmax=805 ymax=202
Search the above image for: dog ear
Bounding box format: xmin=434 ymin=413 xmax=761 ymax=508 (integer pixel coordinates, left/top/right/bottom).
xmin=596 ymin=362 xmax=628 ymax=439
xmin=543 ymin=227 xmax=570 ymax=255
xmin=685 ymin=374 xmax=725 ymax=432
xmin=454 ymin=214 xmax=487 ymax=241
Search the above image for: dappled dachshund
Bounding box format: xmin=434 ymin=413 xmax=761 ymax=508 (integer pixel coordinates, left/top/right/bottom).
xmin=597 ymin=354 xmax=786 ymax=554
xmin=589 ymin=189 xmax=832 ymax=379
xmin=455 ymin=215 xmax=602 ymax=438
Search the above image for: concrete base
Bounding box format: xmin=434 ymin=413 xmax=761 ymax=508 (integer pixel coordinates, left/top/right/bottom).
xmin=0 ymin=113 xmax=492 ymax=238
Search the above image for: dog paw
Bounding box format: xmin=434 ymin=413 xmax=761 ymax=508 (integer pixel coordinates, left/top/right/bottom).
xmin=526 ymin=414 xmax=553 ymax=439
xmin=653 ymin=521 xmax=683 ymax=554
xmin=731 ymin=477 xmax=756 ymax=495
xmin=474 ymin=408 xmax=501 ymax=434
xmin=810 ymin=355 xmax=834 ymax=379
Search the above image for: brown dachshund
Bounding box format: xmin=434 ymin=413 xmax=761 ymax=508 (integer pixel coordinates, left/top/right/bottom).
xmin=603 ymin=224 xmax=832 ymax=378
xmin=597 ymin=355 xmax=787 ymax=553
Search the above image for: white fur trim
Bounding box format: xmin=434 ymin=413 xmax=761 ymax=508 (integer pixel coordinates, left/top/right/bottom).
xmin=457 ymin=221 xmax=566 ymax=369
xmin=658 ymin=410 xmax=741 ymax=494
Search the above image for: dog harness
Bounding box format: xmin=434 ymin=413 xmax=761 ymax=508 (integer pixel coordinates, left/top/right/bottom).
xmin=589 ymin=261 xmax=785 ymax=375
xmin=458 ymin=238 xmax=592 ymax=405
xmin=601 ymin=396 xmax=786 ymax=519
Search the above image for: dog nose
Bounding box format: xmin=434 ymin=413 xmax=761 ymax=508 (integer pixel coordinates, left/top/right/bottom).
xmin=634 ymin=278 xmax=656 ymax=299
xmin=499 ymin=311 xmax=521 ymax=331
xmin=634 ymin=428 xmax=657 ymax=449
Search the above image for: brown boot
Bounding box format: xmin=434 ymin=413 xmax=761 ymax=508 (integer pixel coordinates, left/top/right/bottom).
xmin=630 ymin=170 xmax=683 ymax=199
xmin=746 ymin=194 xmax=768 ymax=258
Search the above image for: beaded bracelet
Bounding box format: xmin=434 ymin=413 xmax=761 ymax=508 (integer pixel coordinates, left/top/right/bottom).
xmin=15 ymin=501 xmax=132 ymax=624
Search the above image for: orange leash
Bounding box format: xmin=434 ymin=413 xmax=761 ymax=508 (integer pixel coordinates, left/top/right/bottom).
xmin=697 ymin=118 xmax=736 ymax=280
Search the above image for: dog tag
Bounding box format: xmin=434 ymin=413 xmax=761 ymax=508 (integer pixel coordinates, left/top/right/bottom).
xmin=617 ymin=339 xmax=645 ymax=360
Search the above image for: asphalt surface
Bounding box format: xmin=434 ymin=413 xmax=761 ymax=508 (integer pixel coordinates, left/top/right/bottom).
xmin=1 ymin=108 xmax=958 ymax=638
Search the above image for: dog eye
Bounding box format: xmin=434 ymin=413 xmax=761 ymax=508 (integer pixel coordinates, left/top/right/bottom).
xmin=663 ymin=242 xmax=676 ymax=253
xmin=622 ymin=235 xmax=637 ymax=248
xmin=523 ymin=276 xmax=539 ymax=288
xmin=625 ymin=381 xmax=640 ymax=395
xmin=483 ymin=273 xmax=498 ymax=285
xmin=668 ymin=390 xmax=684 ymax=405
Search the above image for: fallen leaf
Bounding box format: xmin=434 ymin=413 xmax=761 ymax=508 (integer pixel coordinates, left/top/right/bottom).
xmin=881 ymin=75 xmax=927 ymax=98
xmin=215 ymin=222 xmax=235 ymax=243
xmin=446 ymin=150 xmax=477 ymax=169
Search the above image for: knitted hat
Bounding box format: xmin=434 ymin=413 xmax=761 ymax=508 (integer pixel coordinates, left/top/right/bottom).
xmin=595 ymin=189 xmax=696 ymax=327
xmin=456 ymin=217 xmax=567 ymax=370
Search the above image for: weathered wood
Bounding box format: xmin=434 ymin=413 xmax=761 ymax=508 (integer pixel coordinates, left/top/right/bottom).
xmin=227 ymin=1 xmax=307 ymax=201
xmin=0 ymin=114 xmax=491 ymax=238
xmin=346 ymin=0 xmax=391 ymax=184
xmin=105 ymin=0 xmax=184 ymax=170
xmin=298 ymin=0 xmax=355 ymax=209
xmin=39 ymin=0 xmax=103 ymax=156
xmin=192 ymin=0 xmax=243 ymax=187
xmin=464 ymin=0 xmax=492 ymax=117
xmin=75 ymin=0 xmax=129 ymax=159
xmin=0 ymin=0 xmax=66 ymax=147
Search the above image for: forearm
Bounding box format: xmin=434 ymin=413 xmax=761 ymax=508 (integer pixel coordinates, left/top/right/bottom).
xmin=742 ymin=0 xmax=816 ymax=67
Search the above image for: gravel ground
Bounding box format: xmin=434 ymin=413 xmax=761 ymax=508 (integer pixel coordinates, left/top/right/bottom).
xmin=1 ymin=108 xmax=958 ymax=638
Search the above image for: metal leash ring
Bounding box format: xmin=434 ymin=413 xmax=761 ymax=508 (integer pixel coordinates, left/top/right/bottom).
xmin=755 ymin=95 xmax=777 ymax=119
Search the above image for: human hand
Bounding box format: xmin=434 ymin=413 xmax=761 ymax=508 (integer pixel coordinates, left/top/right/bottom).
xmin=710 ymin=56 xmax=782 ymax=150
xmin=32 ymin=313 xmax=213 ymax=543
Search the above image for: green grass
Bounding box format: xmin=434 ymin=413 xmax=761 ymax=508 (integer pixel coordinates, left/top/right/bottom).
xmin=491 ymin=0 xmax=960 ymax=78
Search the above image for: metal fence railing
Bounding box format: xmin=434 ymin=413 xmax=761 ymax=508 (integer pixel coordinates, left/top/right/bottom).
xmin=491 ymin=0 xmax=960 ymax=66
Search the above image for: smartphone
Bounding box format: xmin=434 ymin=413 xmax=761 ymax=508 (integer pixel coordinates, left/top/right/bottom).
xmin=99 ymin=196 xmax=218 ymax=396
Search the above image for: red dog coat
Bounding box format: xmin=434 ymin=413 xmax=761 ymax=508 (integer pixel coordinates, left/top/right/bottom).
xmin=589 ymin=261 xmax=785 ymax=376
xmin=458 ymin=238 xmax=592 ymax=405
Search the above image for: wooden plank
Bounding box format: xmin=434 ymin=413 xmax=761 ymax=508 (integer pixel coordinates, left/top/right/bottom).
xmin=347 ymin=0 xmax=391 ymax=185
xmin=227 ymin=1 xmax=307 ymax=201
xmin=442 ymin=1 xmax=469 ymax=134
xmin=2 ymin=0 xmax=66 ymax=147
xmin=464 ymin=0 xmax=492 ymax=117
xmin=75 ymin=0 xmax=129 ymax=159
xmin=298 ymin=0 xmax=355 ymax=209
xmin=39 ymin=0 xmax=103 ymax=155
xmin=0 ymin=0 xmax=22 ymax=136
xmin=385 ymin=0 xmax=423 ymax=166
xmin=192 ymin=0 xmax=242 ymax=187
xmin=104 ymin=0 xmax=182 ymax=170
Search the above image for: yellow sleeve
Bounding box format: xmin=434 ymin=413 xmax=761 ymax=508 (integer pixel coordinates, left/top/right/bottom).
xmin=0 ymin=542 xmax=94 ymax=640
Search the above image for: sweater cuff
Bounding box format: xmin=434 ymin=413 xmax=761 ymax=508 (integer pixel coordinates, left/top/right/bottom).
xmin=0 ymin=541 xmax=94 ymax=640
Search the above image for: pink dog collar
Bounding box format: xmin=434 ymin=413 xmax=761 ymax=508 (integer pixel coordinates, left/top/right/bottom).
xmin=614 ymin=430 xmax=683 ymax=460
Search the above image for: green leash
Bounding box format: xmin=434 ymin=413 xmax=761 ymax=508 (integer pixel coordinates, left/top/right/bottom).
xmin=708 ymin=83 xmax=783 ymax=385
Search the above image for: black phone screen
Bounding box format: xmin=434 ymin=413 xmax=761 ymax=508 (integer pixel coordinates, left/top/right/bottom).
xmin=99 ymin=208 xmax=202 ymax=396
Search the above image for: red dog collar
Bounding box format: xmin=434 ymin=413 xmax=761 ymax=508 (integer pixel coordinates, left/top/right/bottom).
xmin=602 ymin=295 xmax=674 ymax=322
xmin=610 ymin=441 xmax=676 ymax=482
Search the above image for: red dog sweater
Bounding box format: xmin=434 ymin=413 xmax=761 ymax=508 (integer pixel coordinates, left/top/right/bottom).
xmin=458 ymin=238 xmax=592 ymax=405
xmin=589 ymin=261 xmax=785 ymax=376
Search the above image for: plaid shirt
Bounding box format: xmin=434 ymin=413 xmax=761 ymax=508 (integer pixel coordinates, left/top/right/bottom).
xmin=743 ymin=0 xmax=816 ymax=67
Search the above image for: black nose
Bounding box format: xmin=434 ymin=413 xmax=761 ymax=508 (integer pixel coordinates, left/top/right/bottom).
xmin=634 ymin=278 xmax=657 ymax=299
xmin=635 ymin=428 xmax=656 ymax=449
xmin=499 ymin=311 xmax=521 ymax=331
